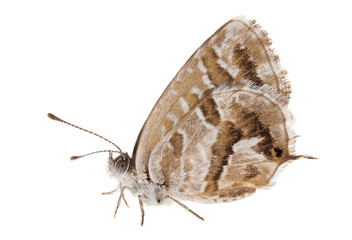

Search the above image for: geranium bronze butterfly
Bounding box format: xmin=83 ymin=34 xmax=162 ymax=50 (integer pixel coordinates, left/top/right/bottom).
xmin=48 ymin=17 xmax=314 ymax=226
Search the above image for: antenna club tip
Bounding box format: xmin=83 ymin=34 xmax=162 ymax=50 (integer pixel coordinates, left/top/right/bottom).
xmin=47 ymin=113 xmax=61 ymax=121
xmin=70 ymin=156 xmax=81 ymax=160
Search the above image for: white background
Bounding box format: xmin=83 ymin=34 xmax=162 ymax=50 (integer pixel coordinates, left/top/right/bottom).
xmin=1 ymin=1 xmax=351 ymax=239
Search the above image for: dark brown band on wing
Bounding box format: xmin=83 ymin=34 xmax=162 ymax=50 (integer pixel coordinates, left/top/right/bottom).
xmin=200 ymin=97 xmax=221 ymax=126
xmin=245 ymin=115 xmax=274 ymax=158
xmin=201 ymin=48 xmax=234 ymax=86
xmin=169 ymin=132 xmax=184 ymax=159
xmin=204 ymin=121 xmax=242 ymax=192
xmin=230 ymin=100 xmax=275 ymax=158
xmin=233 ymin=44 xmax=263 ymax=86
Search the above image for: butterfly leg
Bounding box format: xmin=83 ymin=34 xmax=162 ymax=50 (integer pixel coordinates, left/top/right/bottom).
xmin=102 ymin=185 xmax=129 ymax=207
xmin=101 ymin=188 xmax=118 ymax=195
xmin=138 ymin=195 xmax=144 ymax=226
xmin=122 ymin=194 xmax=129 ymax=208
xmin=114 ymin=186 xmax=126 ymax=219
xmin=167 ymin=196 xmax=204 ymax=221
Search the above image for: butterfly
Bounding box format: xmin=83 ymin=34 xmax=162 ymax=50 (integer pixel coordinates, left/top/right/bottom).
xmin=48 ymin=17 xmax=313 ymax=226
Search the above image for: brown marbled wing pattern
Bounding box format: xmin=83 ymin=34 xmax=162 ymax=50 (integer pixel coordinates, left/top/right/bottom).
xmin=132 ymin=18 xmax=294 ymax=202
xmin=148 ymin=84 xmax=292 ymax=202
xmin=133 ymin=18 xmax=290 ymax=179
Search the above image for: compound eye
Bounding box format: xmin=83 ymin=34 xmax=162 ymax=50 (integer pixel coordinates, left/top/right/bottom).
xmin=114 ymin=159 xmax=128 ymax=175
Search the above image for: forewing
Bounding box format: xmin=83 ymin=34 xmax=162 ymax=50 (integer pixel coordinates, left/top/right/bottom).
xmin=133 ymin=18 xmax=293 ymax=202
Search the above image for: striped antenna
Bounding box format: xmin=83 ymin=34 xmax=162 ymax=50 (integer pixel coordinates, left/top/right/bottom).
xmin=47 ymin=113 xmax=123 ymax=153
xmin=70 ymin=150 xmax=121 ymax=160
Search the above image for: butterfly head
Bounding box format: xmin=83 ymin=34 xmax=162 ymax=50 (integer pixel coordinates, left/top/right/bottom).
xmin=108 ymin=152 xmax=132 ymax=178
xmin=47 ymin=113 xmax=133 ymax=178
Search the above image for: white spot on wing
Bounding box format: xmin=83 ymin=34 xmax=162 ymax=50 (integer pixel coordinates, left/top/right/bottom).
xmin=228 ymin=65 xmax=240 ymax=78
xmin=197 ymin=60 xmax=207 ymax=73
xmin=232 ymin=138 xmax=263 ymax=153
xmin=196 ymin=142 xmax=211 ymax=192
xmin=225 ymin=20 xmax=245 ymax=34
xmin=160 ymin=125 xmax=166 ymax=137
xmin=197 ymin=143 xmax=208 ymax=165
xmin=179 ymin=97 xmax=189 ymax=113
xmin=212 ymin=44 xmax=223 ymax=57
xmin=217 ymin=58 xmax=228 ymax=69
xmin=166 ymin=113 xmax=178 ymax=126
xmin=225 ymin=29 xmax=235 ymax=42
xmin=256 ymin=62 xmax=272 ymax=79
xmin=191 ymin=87 xmax=203 ymax=99
xmin=202 ymin=74 xmax=215 ymax=89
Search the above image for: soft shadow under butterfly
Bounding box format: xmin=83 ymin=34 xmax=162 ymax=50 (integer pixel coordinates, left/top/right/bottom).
xmin=48 ymin=17 xmax=314 ymax=226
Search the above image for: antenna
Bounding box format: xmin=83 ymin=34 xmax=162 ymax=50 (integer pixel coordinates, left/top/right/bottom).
xmin=47 ymin=113 xmax=123 ymax=152
xmin=70 ymin=150 xmax=121 ymax=160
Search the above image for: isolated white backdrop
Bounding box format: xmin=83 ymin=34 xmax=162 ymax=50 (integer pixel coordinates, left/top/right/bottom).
xmin=1 ymin=1 xmax=351 ymax=240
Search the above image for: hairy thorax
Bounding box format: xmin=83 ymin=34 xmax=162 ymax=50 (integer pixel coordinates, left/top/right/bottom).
xmin=118 ymin=173 xmax=168 ymax=206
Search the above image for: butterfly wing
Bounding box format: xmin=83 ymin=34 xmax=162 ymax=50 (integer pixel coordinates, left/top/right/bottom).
xmin=133 ymin=18 xmax=294 ymax=202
